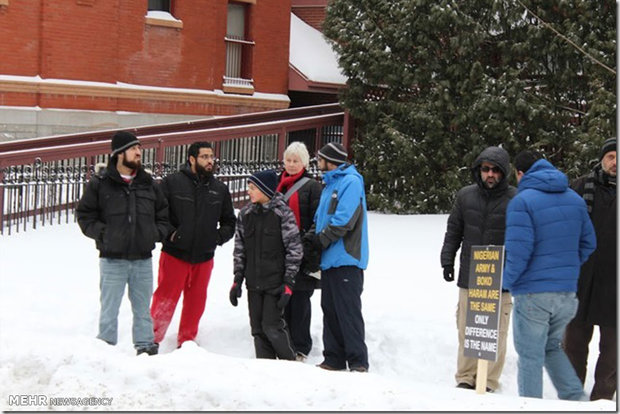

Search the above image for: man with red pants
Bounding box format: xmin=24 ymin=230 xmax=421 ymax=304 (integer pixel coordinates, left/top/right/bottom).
xmin=151 ymin=141 xmax=236 ymax=349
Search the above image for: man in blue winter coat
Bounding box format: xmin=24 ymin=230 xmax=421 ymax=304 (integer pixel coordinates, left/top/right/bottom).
xmin=503 ymin=150 xmax=596 ymax=400
xmin=304 ymin=142 xmax=370 ymax=372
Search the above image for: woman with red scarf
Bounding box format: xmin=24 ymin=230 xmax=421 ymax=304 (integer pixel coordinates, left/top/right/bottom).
xmin=276 ymin=141 xmax=323 ymax=361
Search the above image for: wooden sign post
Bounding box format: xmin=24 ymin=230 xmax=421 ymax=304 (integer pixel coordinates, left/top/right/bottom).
xmin=464 ymin=245 xmax=504 ymax=395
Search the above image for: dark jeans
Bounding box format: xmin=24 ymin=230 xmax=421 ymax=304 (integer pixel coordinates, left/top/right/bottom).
xmin=284 ymin=290 xmax=314 ymax=356
xmin=564 ymin=319 xmax=617 ymax=400
xmin=247 ymin=290 xmax=296 ymax=360
xmin=321 ymin=266 xmax=368 ymax=370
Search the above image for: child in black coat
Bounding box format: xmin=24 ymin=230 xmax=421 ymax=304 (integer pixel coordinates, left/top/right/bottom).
xmin=229 ymin=170 xmax=303 ymax=360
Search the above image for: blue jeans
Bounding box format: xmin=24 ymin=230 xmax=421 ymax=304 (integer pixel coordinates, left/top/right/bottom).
xmin=512 ymin=292 xmax=585 ymax=400
xmin=98 ymin=258 xmax=155 ymax=349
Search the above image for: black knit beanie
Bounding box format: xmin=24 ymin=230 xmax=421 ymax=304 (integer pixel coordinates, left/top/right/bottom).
xmin=248 ymin=169 xmax=278 ymax=199
xmin=111 ymin=131 xmax=140 ymax=156
xmin=317 ymin=142 xmax=348 ymax=165
xmin=599 ymin=137 xmax=616 ymax=160
xmin=514 ymin=150 xmax=543 ymax=173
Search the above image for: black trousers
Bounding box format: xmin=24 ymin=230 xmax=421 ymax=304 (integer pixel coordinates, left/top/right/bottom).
xmin=284 ymin=290 xmax=314 ymax=356
xmin=564 ymin=319 xmax=617 ymax=400
xmin=248 ymin=290 xmax=296 ymax=360
xmin=321 ymin=266 xmax=368 ymax=370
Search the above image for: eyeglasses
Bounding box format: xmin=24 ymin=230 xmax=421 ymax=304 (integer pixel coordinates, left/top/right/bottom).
xmin=480 ymin=166 xmax=501 ymax=173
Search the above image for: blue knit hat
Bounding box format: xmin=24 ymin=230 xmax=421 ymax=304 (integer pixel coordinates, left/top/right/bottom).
xmin=248 ymin=169 xmax=278 ymax=199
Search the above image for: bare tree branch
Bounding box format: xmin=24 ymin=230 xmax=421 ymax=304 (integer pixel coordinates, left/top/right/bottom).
xmin=515 ymin=0 xmax=616 ymax=75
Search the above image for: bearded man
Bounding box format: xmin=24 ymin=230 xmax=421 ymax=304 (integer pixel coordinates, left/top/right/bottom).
xmin=77 ymin=131 xmax=170 ymax=355
xmin=150 ymin=141 xmax=236 ymax=349
xmin=440 ymin=146 xmax=517 ymax=392
xmin=564 ymin=137 xmax=617 ymax=401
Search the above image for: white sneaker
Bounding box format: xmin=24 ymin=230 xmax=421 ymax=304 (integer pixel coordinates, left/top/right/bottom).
xmin=296 ymin=352 xmax=308 ymax=362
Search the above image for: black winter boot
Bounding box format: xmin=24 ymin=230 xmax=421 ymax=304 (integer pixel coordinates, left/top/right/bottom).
xmin=136 ymin=343 xmax=159 ymax=356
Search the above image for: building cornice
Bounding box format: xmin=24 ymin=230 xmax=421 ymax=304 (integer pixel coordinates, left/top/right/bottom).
xmin=0 ymin=76 xmax=289 ymax=110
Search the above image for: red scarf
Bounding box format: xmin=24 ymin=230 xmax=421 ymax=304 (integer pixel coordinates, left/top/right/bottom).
xmin=276 ymin=170 xmax=305 ymax=229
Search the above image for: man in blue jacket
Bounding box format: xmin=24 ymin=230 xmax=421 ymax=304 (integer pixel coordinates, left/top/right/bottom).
xmin=305 ymin=142 xmax=369 ymax=372
xmin=503 ymin=150 xmax=596 ymax=400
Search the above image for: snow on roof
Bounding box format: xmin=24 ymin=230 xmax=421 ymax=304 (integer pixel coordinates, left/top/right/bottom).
xmin=289 ymin=13 xmax=347 ymax=85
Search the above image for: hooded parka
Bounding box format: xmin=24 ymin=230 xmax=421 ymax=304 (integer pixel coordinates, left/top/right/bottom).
xmin=502 ymin=159 xmax=597 ymax=294
xmin=440 ymin=147 xmax=517 ymax=288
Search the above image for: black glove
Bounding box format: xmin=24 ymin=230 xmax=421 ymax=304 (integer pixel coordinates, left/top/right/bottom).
xmin=229 ymin=282 xmax=242 ymax=306
xmin=303 ymin=232 xmax=324 ymax=252
xmin=276 ymin=284 xmax=293 ymax=309
xmin=302 ymin=237 xmax=321 ymax=273
xmin=443 ymin=266 xmax=455 ymax=282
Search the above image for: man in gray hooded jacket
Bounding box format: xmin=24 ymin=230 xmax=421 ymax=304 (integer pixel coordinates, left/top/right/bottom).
xmin=440 ymin=146 xmax=517 ymax=392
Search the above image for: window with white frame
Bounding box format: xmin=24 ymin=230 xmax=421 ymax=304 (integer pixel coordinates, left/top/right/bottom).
xmin=224 ymin=2 xmax=254 ymax=92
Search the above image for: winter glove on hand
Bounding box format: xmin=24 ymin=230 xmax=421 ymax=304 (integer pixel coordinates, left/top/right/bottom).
xmin=276 ymin=285 xmax=293 ymax=309
xmin=302 ymin=237 xmax=321 ymax=273
xmin=443 ymin=266 xmax=455 ymax=282
xmin=303 ymin=232 xmax=323 ymax=252
xmin=229 ymin=282 xmax=242 ymax=307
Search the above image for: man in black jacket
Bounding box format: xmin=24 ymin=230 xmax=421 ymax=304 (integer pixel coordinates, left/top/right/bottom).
xmin=440 ymin=146 xmax=516 ymax=392
xmin=564 ymin=137 xmax=617 ymax=401
xmin=150 ymin=141 xmax=236 ymax=349
xmin=77 ymin=131 xmax=170 ymax=356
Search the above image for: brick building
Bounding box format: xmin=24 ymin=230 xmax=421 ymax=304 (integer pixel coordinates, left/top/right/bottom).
xmin=0 ymin=0 xmax=343 ymax=139
xmin=0 ymin=0 xmax=292 ymax=138
xmin=291 ymin=0 xmax=327 ymax=31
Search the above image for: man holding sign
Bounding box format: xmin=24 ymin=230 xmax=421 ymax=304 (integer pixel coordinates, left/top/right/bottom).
xmin=440 ymin=146 xmax=516 ymax=392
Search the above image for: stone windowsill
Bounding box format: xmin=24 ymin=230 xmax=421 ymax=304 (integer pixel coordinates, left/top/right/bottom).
xmin=222 ymin=84 xmax=255 ymax=95
xmin=145 ymin=11 xmax=183 ymax=29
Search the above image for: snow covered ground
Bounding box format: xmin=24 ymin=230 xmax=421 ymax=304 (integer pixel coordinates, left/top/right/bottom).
xmin=0 ymin=213 xmax=616 ymax=411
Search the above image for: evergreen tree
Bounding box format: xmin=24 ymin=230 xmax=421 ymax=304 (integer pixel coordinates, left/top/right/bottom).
xmin=324 ymin=0 xmax=616 ymax=213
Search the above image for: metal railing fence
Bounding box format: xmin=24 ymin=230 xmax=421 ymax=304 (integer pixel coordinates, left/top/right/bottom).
xmin=0 ymin=104 xmax=345 ymax=235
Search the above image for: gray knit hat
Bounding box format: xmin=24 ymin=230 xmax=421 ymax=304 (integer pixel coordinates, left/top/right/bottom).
xmin=599 ymin=137 xmax=616 ymax=160
xmin=317 ymin=142 xmax=348 ymax=165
